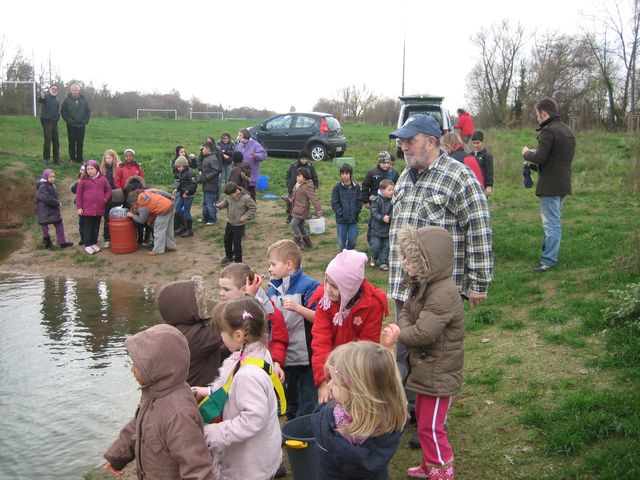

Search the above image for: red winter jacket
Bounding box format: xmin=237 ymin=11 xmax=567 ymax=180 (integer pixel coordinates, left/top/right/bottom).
xmin=454 ymin=112 xmax=474 ymax=137
xmin=309 ymin=280 xmax=388 ymax=387
xmin=115 ymin=162 xmax=145 ymax=189
xmin=267 ymin=301 xmax=289 ymax=366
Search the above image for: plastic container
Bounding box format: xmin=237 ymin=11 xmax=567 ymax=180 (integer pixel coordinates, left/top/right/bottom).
xmin=333 ymin=157 xmax=355 ymax=167
xmin=308 ymin=217 xmax=325 ymax=235
xmin=256 ymin=175 xmax=269 ymax=190
xmin=108 ymin=217 xmax=138 ymax=254
xmin=282 ymin=414 xmax=319 ymax=480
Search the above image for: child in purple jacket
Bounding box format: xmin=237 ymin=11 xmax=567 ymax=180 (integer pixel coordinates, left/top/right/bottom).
xmin=76 ymin=159 xmax=112 ymax=254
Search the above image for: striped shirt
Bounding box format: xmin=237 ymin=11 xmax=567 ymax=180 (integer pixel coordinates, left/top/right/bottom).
xmin=388 ymin=152 xmax=493 ymax=301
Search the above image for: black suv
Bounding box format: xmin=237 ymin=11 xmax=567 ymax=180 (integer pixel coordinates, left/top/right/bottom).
xmin=248 ymin=112 xmax=347 ymax=161
xmin=395 ymin=96 xmax=452 ymax=158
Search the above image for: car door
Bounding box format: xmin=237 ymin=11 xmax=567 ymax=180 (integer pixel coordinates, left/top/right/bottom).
xmin=261 ymin=114 xmax=294 ymax=151
xmin=288 ymin=114 xmax=317 ymax=152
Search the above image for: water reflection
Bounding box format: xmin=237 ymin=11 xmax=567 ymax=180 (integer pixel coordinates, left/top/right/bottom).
xmin=0 ymin=273 xmax=161 ymax=480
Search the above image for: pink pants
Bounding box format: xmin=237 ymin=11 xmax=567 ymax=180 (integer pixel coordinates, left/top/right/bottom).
xmin=416 ymin=393 xmax=453 ymax=468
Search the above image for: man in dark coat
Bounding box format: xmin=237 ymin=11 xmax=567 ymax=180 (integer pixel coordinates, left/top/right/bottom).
xmin=522 ymin=97 xmax=575 ymax=272
xmin=61 ymin=83 xmax=91 ymax=163
xmin=38 ymin=85 xmax=61 ymax=164
xmin=199 ymin=142 xmax=222 ymax=225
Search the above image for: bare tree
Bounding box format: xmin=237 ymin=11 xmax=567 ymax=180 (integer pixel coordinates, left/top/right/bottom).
xmin=467 ymin=20 xmax=526 ymax=126
xmin=607 ymin=0 xmax=640 ymax=114
xmin=338 ymin=84 xmax=376 ymax=120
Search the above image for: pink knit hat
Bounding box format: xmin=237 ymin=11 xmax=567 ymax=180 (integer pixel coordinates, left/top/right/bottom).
xmin=318 ymin=249 xmax=367 ymax=326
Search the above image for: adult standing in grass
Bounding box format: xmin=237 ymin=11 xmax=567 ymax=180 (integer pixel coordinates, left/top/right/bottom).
xmin=199 ymin=141 xmax=222 ymax=225
xmin=39 ymin=85 xmax=61 ymax=165
xmin=522 ymin=97 xmax=575 ymax=273
xmin=388 ymin=114 xmax=493 ymax=436
xmin=235 ymin=128 xmax=267 ymax=201
xmin=61 ymin=83 xmax=91 ymax=164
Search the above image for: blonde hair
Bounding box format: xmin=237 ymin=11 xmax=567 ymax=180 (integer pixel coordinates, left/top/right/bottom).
xmin=267 ymin=239 xmax=302 ymax=269
xmin=220 ymin=263 xmax=256 ymax=290
xmin=213 ymin=297 xmax=267 ymax=347
xmin=100 ymin=149 xmax=122 ymax=175
xmin=325 ymin=341 xmax=408 ymax=438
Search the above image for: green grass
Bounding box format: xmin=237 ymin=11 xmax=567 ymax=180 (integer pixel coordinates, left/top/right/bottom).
xmin=1 ymin=115 xmax=640 ymax=479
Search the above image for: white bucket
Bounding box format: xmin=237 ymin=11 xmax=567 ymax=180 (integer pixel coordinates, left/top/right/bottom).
xmin=308 ymin=217 xmax=325 ymax=235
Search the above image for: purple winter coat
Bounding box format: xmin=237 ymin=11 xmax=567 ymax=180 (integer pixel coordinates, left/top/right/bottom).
xmin=35 ymin=179 xmax=62 ymax=224
xmin=76 ymin=173 xmax=112 ymax=216
xmin=235 ymin=138 xmax=267 ymax=186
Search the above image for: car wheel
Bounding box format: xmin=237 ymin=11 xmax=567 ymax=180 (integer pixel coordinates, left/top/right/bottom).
xmin=309 ymin=144 xmax=328 ymax=161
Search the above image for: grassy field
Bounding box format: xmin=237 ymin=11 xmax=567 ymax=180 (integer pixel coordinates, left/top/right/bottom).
xmin=1 ymin=116 xmax=639 ymax=479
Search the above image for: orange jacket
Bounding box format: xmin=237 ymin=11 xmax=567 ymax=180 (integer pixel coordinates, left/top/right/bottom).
xmin=136 ymin=190 xmax=174 ymax=224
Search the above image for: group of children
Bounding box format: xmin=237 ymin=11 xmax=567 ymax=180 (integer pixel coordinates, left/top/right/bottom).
xmin=103 ymin=218 xmax=465 ymax=479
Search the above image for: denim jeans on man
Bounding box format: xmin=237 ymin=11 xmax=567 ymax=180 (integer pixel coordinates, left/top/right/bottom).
xmin=369 ymin=235 xmax=389 ymax=265
xmin=202 ymin=191 xmax=217 ymax=223
xmin=175 ymin=195 xmax=195 ymax=222
xmin=336 ymin=223 xmax=358 ymax=250
xmin=539 ymin=195 xmax=564 ymax=266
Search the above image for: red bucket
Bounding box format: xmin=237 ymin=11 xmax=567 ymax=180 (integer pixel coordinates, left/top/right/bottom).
xmin=108 ymin=217 xmax=138 ymax=254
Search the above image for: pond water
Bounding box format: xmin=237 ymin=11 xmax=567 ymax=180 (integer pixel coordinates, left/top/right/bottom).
xmin=0 ymin=272 xmax=161 ymax=479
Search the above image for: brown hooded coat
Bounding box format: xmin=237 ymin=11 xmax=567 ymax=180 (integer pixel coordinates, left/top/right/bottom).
xmin=104 ymin=324 xmax=214 ymax=479
xmin=397 ymin=226 xmax=465 ymax=397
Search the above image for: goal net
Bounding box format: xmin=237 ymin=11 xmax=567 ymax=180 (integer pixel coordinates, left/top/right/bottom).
xmin=0 ymin=81 xmax=37 ymax=116
xmin=190 ymin=111 xmax=224 ymax=120
xmin=136 ymin=108 xmax=178 ymax=119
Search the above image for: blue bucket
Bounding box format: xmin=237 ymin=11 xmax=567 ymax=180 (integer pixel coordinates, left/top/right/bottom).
xmin=282 ymin=414 xmax=319 ymax=480
xmin=257 ymin=175 xmax=269 ymax=190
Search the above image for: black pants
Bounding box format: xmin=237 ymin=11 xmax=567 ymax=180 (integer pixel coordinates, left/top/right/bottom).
xmin=224 ymin=223 xmax=245 ymax=262
xmin=67 ymin=125 xmax=86 ymax=161
xmin=41 ymin=119 xmax=60 ymax=162
xmin=247 ymin=185 xmax=256 ymax=201
xmin=82 ymin=215 xmax=101 ymax=247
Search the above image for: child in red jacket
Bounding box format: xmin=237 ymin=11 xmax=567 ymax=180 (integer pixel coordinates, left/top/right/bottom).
xmin=309 ymin=249 xmax=388 ymax=403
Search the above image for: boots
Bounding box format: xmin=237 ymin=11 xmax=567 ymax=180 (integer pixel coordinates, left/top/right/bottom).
xmin=174 ymin=213 xmax=186 ymax=235
xmin=43 ymin=236 xmax=53 ymax=250
xmin=294 ymin=236 xmax=305 ymax=250
xmin=180 ymin=220 xmax=193 ymax=237
xmin=302 ymin=235 xmax=312 ymax=248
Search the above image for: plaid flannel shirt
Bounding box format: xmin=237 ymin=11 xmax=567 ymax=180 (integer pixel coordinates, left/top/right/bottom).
xmin=388 ymin=152 xmax=493 ymax=301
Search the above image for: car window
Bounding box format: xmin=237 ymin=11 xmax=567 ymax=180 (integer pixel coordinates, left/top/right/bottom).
xmin=324 ymin=116 xmax=340 ymax=131
xmin=265 ymin=115 xmax=293 ymax=130
xmin=293 ymin=115 xmax=316 ymax=129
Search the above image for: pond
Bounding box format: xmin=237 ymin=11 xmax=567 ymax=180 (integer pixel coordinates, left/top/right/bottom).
xmin=0 ymin=272 xmax=161 ymax=479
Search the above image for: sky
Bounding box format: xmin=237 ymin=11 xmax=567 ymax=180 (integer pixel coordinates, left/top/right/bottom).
xmin=1 ymin=0 xmax=606 ymax=115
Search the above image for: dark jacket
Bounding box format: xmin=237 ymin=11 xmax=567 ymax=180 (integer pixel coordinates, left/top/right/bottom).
xmin=286 ymin=161 xmax=319 ymax=193
xmin=35 ymin=180 xmax=62 ymax=224
xmin=200 ymin=153 xmax=222 ymax=194
xmin=361 ymin=166 xmax=392 ymax=204
xmin=155 ymin=278 xmax=224 ymax=387
xmin=218 ymin=140 xmax=236 ymax=165
xmin=472 ymin=148 xmax=494 ymax=187
xmin=369 ymin=193 xmax=392 ymax=238
xmin=397 ymin=226 xmax=465 ymax=397
xmin=229 ymin=161 xmax=251 ymax=190
xmin=103 ymin=164 xmax=117 ymax=190
xmin=38 ymin=93 xmax=60 ymax=122
xmin=523 ymin=114 xmax=575 ymax=196
xmin=61 ymin=93 xmax=91 ymax=127
xmin=104 ymin=324 xmax=214 ymax=479
xmin=176 ymin=166 xmax=198 ymax=197
xmin=331 ymin=180 xmax=362 ymax=224
xmin=311 ymin=400 xmax=403 ymax=480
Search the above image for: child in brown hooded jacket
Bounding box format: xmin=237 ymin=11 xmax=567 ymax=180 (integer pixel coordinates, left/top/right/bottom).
xmin=103 ymin=324 xmax=213 ymax=479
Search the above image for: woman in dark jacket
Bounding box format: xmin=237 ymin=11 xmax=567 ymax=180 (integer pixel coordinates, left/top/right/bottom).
xmin=36 ymin=168 xmax=73 ymax=249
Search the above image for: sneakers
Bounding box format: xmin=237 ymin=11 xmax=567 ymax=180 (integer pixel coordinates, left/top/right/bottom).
xmin=92 ymin=245 xmax=101 ymax=253
xmin=148 ymin=250 xmax=163 ymax=256
xmin=220 ymin=257 xmax=233 ymax=266
xmin=380 ymin=264 xmax=389 ymax=271
xmin=166 ymin=246 xmax=177 ymax=252
xmin=206 ymin=222 xmax=216 ymax=226
xmin=369 ymin=259 xmax=376 ymax=267
xmin=103 ymin=240 xmax=110 ymax=248
xmin=407 ymin=465 xmax=429 ymax=479
xmin=85 ymin=246 xmax=95 ymax=255
xmin=531 ymin=264 xmax=553 ymax=273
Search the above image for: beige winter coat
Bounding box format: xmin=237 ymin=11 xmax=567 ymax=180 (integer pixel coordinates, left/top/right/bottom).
xmin=397 ymin=226 xmax=465 ymax=397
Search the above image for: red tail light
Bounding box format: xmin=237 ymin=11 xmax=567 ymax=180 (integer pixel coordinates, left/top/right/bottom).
xmin=320 ymin=117 xmax=329 ymax=135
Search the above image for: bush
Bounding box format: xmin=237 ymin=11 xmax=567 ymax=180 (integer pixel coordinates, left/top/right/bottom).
xmin=602 ymin=282 xmax=640 ymax=329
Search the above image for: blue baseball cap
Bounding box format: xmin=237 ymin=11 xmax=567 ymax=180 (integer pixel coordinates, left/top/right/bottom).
xmin=389 ymin=114 xmax=442 ymax=139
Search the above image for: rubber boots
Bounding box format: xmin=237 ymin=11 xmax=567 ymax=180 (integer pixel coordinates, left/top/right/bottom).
xmin=302 ymin=235 xmax=312 ymax=248
xmin=174 ymin=213 xmax=186 ymax=235
xmin=180 ymin=220 xmax=193 ymax=237
xmin=43 ymin=236 xmax=53 ymax=250
xmin=294 ymin=236 xmax=305 ymax=250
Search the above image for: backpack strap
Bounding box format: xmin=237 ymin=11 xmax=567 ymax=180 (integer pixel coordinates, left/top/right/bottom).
xmin=241 ymin=357 xmax=287 ymax=416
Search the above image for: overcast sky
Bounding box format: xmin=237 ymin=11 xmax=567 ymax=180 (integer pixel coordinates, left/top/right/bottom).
xmin=2 ymin=0 xmax=605 ymax=114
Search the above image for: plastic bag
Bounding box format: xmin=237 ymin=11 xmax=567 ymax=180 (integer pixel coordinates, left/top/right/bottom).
xmin=109 ymin=206 xmax=129 ymax=218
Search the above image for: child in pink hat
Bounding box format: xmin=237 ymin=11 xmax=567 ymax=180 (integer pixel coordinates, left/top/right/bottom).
xmin=308 ymin=249 xmax=389 ymax=403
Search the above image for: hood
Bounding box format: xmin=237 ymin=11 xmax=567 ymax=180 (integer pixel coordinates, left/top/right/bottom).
xmin=155 ymin=276 xmax=215 ymax=326
xmin=398 ymin=226 xmax=454 ymax=283
xmin=124 ymin=174 xmax=146 ymax=190
xmin=125 ymin=324 xmax=189 ymax=397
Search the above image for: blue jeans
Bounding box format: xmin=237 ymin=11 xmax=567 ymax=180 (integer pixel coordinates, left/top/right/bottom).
xmin=539 ymin=195 xmax=564 ymax=266
xmin=174 ymin=195 xmax=194 ymax=221
xmin=336 ymin=223 xmax=358 ymax=250
xmin=283 ymin=365 xmax=317 ymax=420
xmin=370 ymin=235 xmax=389 ymax=265
xmin=202 ymin=191 xmax=218 ymax=223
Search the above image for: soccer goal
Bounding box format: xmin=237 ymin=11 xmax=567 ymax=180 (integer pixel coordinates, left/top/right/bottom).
xmin=136 ymin=108 xmax=178 ymax=119
xmin=0 ymin=81 xmax=37 ymax=117
xmin=190 ymin=111 xmax=224 ymax=120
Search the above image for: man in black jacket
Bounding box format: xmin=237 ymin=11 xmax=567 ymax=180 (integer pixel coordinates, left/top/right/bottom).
xmin=522 ymin=98 xmax=575 ymax=272
xmin=39 ymin=85 xmax=61 ymax=164
xmin=61 ymin=83 xmax=91 ymax=163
